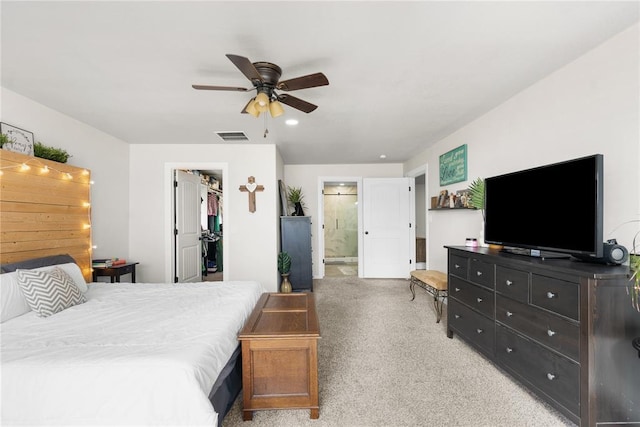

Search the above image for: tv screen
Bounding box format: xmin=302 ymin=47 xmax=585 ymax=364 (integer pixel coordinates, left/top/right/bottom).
xmin=484 ymin=154 xmax=603 ymax=258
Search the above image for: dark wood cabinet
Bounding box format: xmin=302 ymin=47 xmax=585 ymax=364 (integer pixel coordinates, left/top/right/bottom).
xmin=446 ymin=246 xmax=640 ymax=427
xmin=280 ymin=216 xmax=313 ymax=292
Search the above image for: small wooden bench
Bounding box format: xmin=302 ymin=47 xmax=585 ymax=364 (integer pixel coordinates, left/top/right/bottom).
xmin=410 ymin=270 xmax=448 ymax=323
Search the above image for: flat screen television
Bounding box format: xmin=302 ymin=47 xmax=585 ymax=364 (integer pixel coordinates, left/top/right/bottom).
xmin=484 ymin=154 xmax=604 ymax=259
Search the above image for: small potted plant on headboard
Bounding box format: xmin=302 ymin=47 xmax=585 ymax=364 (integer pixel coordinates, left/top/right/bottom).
xmin=278 ymin=252 xmax=292 ymax=293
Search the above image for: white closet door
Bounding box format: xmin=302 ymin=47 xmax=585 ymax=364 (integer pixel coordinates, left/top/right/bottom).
xmin=175 ymin=170 xmax=202 ymax=283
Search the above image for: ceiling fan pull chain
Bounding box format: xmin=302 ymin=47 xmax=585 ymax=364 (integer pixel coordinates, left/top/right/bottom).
xmin=263 ymin=114 xmax=269 ymax=138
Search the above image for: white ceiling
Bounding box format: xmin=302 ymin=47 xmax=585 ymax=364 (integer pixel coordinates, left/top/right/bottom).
xmin=1 ymin=1 xmax=638 ymax=165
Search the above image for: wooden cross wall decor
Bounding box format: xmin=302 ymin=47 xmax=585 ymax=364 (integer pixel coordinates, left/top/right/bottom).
xmin=239 ymin=176 xmax=264 ymax=213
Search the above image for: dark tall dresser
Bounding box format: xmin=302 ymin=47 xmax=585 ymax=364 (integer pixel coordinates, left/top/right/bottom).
xmin=280 ymin=216 xmax=313 ymax=291
xmin=446 ymin=246 xmax=639 ymax=427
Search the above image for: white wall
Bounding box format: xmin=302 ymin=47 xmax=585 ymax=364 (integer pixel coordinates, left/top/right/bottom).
xmin=284 ymin=163 xmax=404 ymax=277
xmin=0 ymin=88 xmax=131 ymax=261
xmin=404 ymin=23 xmax=640 ymax=272
xmin=129 ymin=144 xmax=281 ymax=291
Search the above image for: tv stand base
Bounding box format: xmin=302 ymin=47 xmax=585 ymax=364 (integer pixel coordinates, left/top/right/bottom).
xmin=500 ymin=247 xmax=570 ymax=259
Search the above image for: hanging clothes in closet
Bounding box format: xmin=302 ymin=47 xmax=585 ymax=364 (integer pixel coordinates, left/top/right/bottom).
xmin=207 ymin=191 xmax=222 ymax=272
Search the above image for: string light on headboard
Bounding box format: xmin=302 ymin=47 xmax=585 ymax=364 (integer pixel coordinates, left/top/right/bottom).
xmin=0 ymin=158 xmax=91 ymax=182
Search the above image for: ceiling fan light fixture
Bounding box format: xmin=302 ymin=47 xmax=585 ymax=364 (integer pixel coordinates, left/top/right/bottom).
xmin=245 ymin=98 xmax=260 ymax=117
xmin=254 ymin=92 xmax=270 ymax=112
xmin=269 ymin=100 xmax=284 ymax=118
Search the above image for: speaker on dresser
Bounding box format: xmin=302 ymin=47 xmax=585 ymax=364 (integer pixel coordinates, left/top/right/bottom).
xmin=574 ymin=239 xmax=628 ymax=265
xmin=602 ymin=239 xmax=629 ymax=265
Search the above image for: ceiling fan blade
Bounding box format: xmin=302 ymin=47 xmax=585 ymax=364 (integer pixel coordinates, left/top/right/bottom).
xmin=277 ymin=94 xmax=318 ymax=113
xmin=226 ymin=54 xmax=264 ymax=83
xmin=192 ymin=84 xmax=250 ymax=92
xmin=277 ymin=72 xmax=329 ymax=91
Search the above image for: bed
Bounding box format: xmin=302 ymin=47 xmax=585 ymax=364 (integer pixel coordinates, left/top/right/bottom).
xmin=1 ymin=255 xmax=265 ymax=426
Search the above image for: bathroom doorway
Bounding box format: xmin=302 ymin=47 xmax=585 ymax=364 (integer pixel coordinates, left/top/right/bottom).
xmin=323 ymin=181 xmax=358 ymax=277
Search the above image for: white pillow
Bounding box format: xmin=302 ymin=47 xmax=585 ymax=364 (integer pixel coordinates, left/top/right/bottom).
xmin=0 ymin=271 xmax=32 ymax=323
xmin=16 ymin=267 xmax=86 ymax=317
xmin=33 ymin=262 xmax=88 ymax=293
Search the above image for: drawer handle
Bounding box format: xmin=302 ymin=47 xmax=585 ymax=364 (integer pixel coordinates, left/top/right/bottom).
xmin=455 ymin=287 xmax=461 ymax=292
xmin=547 ymin=329 xmax=556 ymax=337
xmin=454 ymin=314 xmax=461 ymax=319
xmin=477 ymin=297 xmax=483 ymax=303
xmin=506 ymin=347 xmax=513 ymax=353
xmin=506 ymin=311 xmax=513 ymax=317
xmin=476 ymin=271 xmax=483 ymax=276
xmin=506 ymin=280 xmax=513 ymax=286
xmin=547 ymin=373 xmax=556 ymax=381
xmin=547 ymin=292 xmax=556 ymax=299
xmin=476 ymin=328 xmax=483 ymax=334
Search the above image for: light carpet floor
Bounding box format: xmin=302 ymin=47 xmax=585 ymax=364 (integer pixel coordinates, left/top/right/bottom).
xmin=222 ymin=276 xmax=574 ymax=427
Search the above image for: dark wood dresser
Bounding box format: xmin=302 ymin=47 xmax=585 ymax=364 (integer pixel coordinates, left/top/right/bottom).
xmin=446 ymin=246 xmax=639 ymax=427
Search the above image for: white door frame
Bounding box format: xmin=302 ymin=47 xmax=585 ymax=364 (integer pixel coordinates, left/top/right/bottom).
xmin=405 ymin=164 xmax=428 ymax=269
xmin=317 ymin=176 xmax=363 ymax=278
xmin=164 ymin=162 xmax=228 ymax=283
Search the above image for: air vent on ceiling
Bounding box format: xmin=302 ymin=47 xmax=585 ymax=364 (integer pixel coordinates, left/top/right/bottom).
xmin=215 ymin=131 xmax=249 ymax=142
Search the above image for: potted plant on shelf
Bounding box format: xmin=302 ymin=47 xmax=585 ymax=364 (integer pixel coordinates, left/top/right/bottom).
xmin=278 ymin=251 xmax=292 ymax=293
xmin=287 ymin=186 xmax=305 ymax=216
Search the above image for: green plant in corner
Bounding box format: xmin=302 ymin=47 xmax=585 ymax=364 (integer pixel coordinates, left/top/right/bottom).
xmin=611 ymin=219 xmax=640 ymax=312
xmin=467 ymin=177 xmax=485 ymax=218
xmin=629 ymin=229 xmax=640 ymax=312
xmin=278 ymin=251 xmax=293 ymax=293
xmin=278 ymin=252 xmax=291 ymax=275
xmin=0 ymin=133 xmax=9 ymax=148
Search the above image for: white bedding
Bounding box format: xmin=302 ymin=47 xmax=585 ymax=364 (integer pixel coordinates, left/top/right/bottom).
xmin=1 ymin=281 xmax=265 ymax=426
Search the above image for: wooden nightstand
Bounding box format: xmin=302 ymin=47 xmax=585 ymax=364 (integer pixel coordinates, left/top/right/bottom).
xmin=92 ymin=262 xmax=139 ymax=283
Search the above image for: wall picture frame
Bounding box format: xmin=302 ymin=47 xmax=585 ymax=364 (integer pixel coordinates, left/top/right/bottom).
xmin=439 ymin=144 xmax=467 ymax=186
xmin=1 ymin=122 xmax=34 ymax=156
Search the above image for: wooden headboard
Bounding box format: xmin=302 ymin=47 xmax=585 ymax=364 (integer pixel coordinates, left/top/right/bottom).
xmin=0 ymin=149 xmax=92 ymax=281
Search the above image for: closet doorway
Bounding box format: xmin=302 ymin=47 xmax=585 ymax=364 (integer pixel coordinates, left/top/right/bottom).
xmin=170 ymin=164 xmax=226 ymax=283
xmin=323 ymin=181 xmax=359 ymax=277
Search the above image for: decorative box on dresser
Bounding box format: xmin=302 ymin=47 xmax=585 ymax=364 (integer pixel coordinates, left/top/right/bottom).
xmin=446 ymin=246 xmax=639 ymax=427
xmin=280 ymin=216 xmax=313 ymax=291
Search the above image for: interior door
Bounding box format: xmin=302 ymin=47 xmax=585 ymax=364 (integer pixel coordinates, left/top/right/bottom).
xmin=175 ymin=170 xmax=202 ymax=283
xmin=362 ymin=177 xmax=413 ymax=278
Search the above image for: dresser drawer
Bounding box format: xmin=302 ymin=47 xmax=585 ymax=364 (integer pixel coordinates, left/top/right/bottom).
xmin=469 ymin=258 xmax=494 ymax=289
xmin=496 ymin=325 xmax=579 ymax=416
xmin=495 ymin=265 xmax=529 ymax=303
xmin=449 ymin=299 xmax=495 ymax=354
xmin=449 ymin=276 xmax=494 ymax=318
xmin=496 ymin=295 xmax=579 ymax=362
xmin=531 ymin=274 xmax=579 ymax=321
xmin=449 ymin=253 xmax=468 ymax=279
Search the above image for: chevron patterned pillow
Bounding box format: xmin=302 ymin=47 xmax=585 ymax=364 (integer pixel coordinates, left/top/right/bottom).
xmin=16 ymin=267 xmax=87 ymax=317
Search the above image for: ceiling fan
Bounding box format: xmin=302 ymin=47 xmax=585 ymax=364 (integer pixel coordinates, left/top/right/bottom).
xmin=192 ymin=54 xmax=329 ymax=118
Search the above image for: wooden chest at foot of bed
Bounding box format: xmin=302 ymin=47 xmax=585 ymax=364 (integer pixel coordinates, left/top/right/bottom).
xmin=238 ymin=292 xmax=321 ymax=420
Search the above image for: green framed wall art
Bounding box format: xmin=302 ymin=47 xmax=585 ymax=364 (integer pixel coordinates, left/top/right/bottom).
xmin=439 ymin=144 xmax=467 ymax=186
